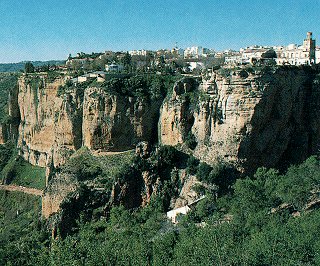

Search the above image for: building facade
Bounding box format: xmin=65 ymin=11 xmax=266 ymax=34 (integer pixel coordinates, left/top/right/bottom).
xmin=225 ymin=32 xmax=316 ymax=66
xmin=276 ymin=32 xmax=316 ymax=65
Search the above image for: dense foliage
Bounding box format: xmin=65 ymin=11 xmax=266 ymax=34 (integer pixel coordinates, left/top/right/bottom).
xmin=1 ymin=150 xmax=320 ymax=265
xmin=58 ymin=74 xmax=180 ymax=102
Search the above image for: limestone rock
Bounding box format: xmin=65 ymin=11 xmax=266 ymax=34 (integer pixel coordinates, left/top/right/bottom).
xmin=159 ymin=68 xmax=320 ymax=172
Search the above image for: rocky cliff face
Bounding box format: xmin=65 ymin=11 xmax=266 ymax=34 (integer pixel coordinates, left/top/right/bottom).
xmin=17 ymin=76 xmax=81 ymax=168
xmin=15 ymin=76 xmax=161 ymax=169
xmin=238 ymin=67 xmax=320 ymax=171
xmin=160 ymin=67 xmax=320 ymax=172
xmin=8 ymin=66 xmax=320 ymax=219
xmin=82 ymin=87 xmax=160 ymax=152
xmin=159 ymin=73 xmax=263 ymax=169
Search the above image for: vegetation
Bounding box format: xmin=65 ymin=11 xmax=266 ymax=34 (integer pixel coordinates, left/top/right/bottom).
xmin=1 ymin=156 xmax=46 ymax=189
xmin=57 ymin=73 xmax=181 ymax=103
xmin=1 ymin=146 xmax=320 ymax=265
xmin=0 ymin=190 xmax=46 ymax=266
xmin=24 ymin=62 xmax=35 ymax=73
xmin=60 ymin=148 xmax=135 ymax=189
xmin=0 ymin=60 xmax=65 ymax=73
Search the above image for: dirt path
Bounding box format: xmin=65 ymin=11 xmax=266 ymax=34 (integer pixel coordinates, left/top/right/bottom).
xmin=92 ymin=149 xmax=135 ymax=156
xmin=0 ymin=184 xmax=43 ymax=196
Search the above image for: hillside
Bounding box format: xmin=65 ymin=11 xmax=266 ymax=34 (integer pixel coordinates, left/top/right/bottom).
xmin=1 ymin=65 xmax=320 ymax=265
xmin=0 ymin=61 xmax=65 ymax=73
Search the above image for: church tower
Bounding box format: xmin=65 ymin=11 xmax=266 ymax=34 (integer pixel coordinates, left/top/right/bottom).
xmin=303 ymin=32 xmax=316 ymax=64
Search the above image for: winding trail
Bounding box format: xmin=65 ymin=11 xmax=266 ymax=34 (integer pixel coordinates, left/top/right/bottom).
xmin=92 ymin=149 xmax=135 ymax=156
xmin=0 ymin=184 xmax=43 ymax=196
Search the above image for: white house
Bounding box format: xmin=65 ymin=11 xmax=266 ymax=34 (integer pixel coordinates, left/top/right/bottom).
xmin=167 ymin=206 xmax=191 ymax=224
xmin=77 ymin=75 xmax=89 ymax=83
xmin=105 ymin=63 xmax=124 ymax=72
xmin=184 ymin=46 xmax=203 ymax=59
xmin=166 ymin=196 xmax=206 ymax=224
xmin=187 ymin=61 xmax=205 ymax=71
xmin=129 ymin=50 xmax=147 ymax=56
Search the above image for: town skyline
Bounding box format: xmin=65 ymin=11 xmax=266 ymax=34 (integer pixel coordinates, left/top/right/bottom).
xmin=1 ymin=0 xmax=319 ymax=63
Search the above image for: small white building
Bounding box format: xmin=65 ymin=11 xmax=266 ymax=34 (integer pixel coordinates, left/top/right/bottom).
xmin=316 ymin=47 xmax=320 ymax=64
xmin=77 ymin=75 xmax=88 ymax=83
xmin=167 ymin=206 xmax=191 ymax=224
xmin=187 ymin=61 xmax=205 ymax=71
xmin=129 ymin=50 xmax=147 ymax=56
xmin=88 ymin=71 xmax=107 ymax=78
xmin=166 ymin=196 xmax=206 ymax=224
xmin=225 ymin=55 xmax=242 ymax=65
xmin=105 ymin=63 xmax=124 ymax=72
xmin=184 ymin=46 xmax=204 ymax=59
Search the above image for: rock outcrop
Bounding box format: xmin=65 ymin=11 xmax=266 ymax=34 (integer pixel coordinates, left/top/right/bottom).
xmin=17 ymin=76 xmax=80 ymax=168
xmin=6 ymin=66 xmax=320 ymax=218
xmin=82 ymin=87 xmax=160 ymax=151
xmin=160 ymin=67 xmax=320 ymax=172
xmin=16 ymin=75 xmax=161 ymax=169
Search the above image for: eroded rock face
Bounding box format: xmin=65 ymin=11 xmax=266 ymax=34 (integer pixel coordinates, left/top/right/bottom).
xmin=82 ymin=87 xmax=160 ymax=151
xmin=16 ymin=76 xmax=161 ymax=168
xmin=17 ymin=76 xmax=81 ymax=168
xmin=160 ymin=67 xmax=320 ymax=172
xmin=42 ymin=172 xmax=78 ymax=219
xmin=159 ymin=75 xmax=263 ymax=168
xmin=12 ymin=67 xmax=320 ymax=219
xmin=238 ymin=68 xmax=320 ymax=171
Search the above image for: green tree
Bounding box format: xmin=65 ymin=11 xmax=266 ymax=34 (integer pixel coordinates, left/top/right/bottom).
xmin=122 ymin=52 xmax=132 ymax=72
xmin=24 ymin=62 xmax=35 ymax=73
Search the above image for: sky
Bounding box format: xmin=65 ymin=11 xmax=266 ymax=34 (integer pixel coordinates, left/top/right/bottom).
xmin=0 ymin=0 xmax=319 ymax=63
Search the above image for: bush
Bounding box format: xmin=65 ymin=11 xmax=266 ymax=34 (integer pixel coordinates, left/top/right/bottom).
xmin=185 ymin=132 xmax=197 ymax=150
xmin=197 ymin=162 xmax=213 ymax=182
xmin=186 ymin=156 xmax=199 ymax=175
xmin=239 ymin=69 xmax=249 ymax=79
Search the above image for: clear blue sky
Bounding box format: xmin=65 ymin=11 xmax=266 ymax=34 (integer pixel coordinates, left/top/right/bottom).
xmin=0 ymin=0 xmax=319 ymax=62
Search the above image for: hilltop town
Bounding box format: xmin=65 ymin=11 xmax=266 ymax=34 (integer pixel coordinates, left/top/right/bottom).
xmin=60 ymin=32 xmax=318 ymax=78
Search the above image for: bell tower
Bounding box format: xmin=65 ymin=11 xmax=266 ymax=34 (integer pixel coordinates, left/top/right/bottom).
xmin=303 ymin=32 xmax=316 ymax=64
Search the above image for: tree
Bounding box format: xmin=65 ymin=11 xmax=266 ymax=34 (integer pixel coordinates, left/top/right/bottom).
xmin=261 ymin=49 xmax=277 ymax=59
xmin=122 ymin=52 xmax=132 ymax=72
xmin=24 ymin=62 xmax=34 ymax=73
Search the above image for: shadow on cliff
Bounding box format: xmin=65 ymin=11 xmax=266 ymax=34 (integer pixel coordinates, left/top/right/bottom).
xmin=238 ymin=65 xmax=320 ymax=174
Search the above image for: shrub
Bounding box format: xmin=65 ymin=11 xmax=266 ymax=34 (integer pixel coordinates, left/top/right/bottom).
xmin=197 ymin=162 xmax=213 ymax=182
xmin=186 ymin=156 xmax=199 ymax=175
xmin=185 ymin=132 xmax=197 ymax=150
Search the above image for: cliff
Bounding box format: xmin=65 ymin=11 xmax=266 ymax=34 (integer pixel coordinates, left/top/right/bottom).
xmin=15 ymin=75 xmax=161 ymax=169
xmin=159 ymin=66 xmax=320 ymax=172
xmin=17 ymin=76 xmax=80 ymax=168
xmin=5 ymin=66 xmax=320 ymax=218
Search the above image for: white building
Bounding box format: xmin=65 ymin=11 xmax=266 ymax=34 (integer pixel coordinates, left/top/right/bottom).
xmin=105 ymin=63 xmax=124 ymax=72
xmin=166 ymin=196 xmax=206 ymax=224
xmin=224 ymin=32 xmax=316 ymax=66
xmin=276 ymin=32 xmax=316 ymax=65
xmin=184 ymin=46 xmax=203 ymax=59
xmin=225 ymin=46 xmax=270 ymax=65
xmin=225 ymin=55 xmax=242 ymax=65
xmin=167 ymin=206 xmax=191 ymax=224
xmin=316 ymin=47 xmax=320 ymax=64
xmin=187 ymin=61 xmax=205 ymax=71
xmin=129 ymin=50 xmax=147 ymax=56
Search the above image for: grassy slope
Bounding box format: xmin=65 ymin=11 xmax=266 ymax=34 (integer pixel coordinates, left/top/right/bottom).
xmin=0 ymin=190 xmax=41 ymax=242
xmin=1 ymin=157 xmax=46 ymax=189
